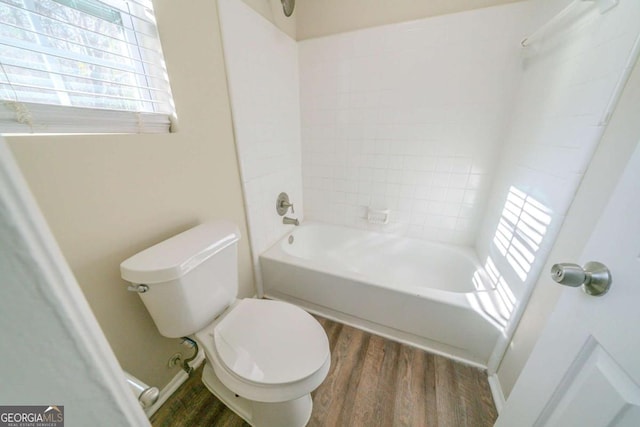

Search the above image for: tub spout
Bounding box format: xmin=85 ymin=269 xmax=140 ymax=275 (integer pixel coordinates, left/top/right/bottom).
xmin=283 ymin=216 xmax=299 ymax=226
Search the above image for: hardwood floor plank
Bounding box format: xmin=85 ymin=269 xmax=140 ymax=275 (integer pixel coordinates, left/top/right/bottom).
xmin=478 ymin=374 xmax=498 ymax=425
xmin=320 ymin=317 xmax=343 ymax=355
xmin=435 ymin=356 xmax=466 ymax=427
xmin=345 ymin=336 xmax=400 ymax=426
xmin=214 ymin=409 xmax=250 ymax=427
xmin=456 ymin=363 xmax=497 ymax=427
xmin=348 ymin=334 xmax=389 ymax=426
xmin=393 ymin=345 xmax=437 ymax=427
xmin=424 ymin=352 xmax=439 ymax=426
xmin=455 ymin=362 xmax=478 ymax=427
xmin=308 ymin=323 xmax=369 ymax=427
xmin=433 ymin=357 xmax=496 ymax=427
xmin=372 ymin=338 xmax=401 ymax=426
xmin=333 ymin=327 xmax=371 ymax=426
xmin=191 ymin=393 xmax=227 ymax=427
xmin=457 ymin=363 xmax=480 ymax=427
xmin=151 ymin=364 xmax=250 ymax=427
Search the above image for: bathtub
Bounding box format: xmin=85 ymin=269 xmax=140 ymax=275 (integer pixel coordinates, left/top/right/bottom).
xmin=260 ymin=222 xmax=502 ymax=367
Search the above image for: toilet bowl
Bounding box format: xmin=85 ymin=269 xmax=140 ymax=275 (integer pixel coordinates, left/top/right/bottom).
xmin=197 ymin=298 xmax=330 ymax=402
xmin=120 ymin=221 xmax=330 ymax=426
xmin=195 ymin=298 xmax=330 ymax=426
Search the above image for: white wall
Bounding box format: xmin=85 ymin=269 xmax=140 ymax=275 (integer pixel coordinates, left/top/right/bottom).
xmin=298 ymin=2 xmax=531 ymax=245
xmin=497 ymin=58 xmax=640 ymax=399
xmin=474 ymin=0 xmax=640 ymax=373
xmin=218 ymin=0 xmax=304 ymax=294
xmin=486 ymin=0 xmax=640 ymax=397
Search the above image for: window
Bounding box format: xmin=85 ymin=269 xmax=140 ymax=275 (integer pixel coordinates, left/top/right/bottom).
xmin=0 ymin=0 xmax=176 ymax=134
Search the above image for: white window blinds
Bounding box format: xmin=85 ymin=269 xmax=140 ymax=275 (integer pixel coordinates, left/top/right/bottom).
xmin=0 ymin=0 xmax=176 ymax=134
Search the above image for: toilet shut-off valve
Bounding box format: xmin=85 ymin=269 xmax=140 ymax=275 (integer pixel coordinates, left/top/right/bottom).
xmin=550 ymin=261 xmax=612 ymax=296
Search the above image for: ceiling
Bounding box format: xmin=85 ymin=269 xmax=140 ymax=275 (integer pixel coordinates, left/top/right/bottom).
xmin=295 ymin=0 xmax=526 ymax=40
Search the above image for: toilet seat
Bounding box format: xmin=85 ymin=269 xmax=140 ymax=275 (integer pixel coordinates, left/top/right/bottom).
xmin=196 ymin=299 xmax=331 ymax=403
xmin=214 ymin=299 xmax=330 ymax=384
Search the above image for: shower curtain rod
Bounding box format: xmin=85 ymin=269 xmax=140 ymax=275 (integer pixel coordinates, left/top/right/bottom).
xmin=521 ymin=0 xmax=618 ymax=47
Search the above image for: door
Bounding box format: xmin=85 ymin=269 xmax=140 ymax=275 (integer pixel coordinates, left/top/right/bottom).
xmin=495 ymin=140 xmax=640 ymax=426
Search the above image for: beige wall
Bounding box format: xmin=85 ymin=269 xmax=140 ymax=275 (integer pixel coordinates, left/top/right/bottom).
xmin=4 ymin=0 xmax=289 ymax=389
xmin=496 ymin=59 xmax=640 ymax=397
xmin=295 ymin=0 xmax=524 ymax=39
xmin=243 ymin=0 xmax=296 ymax=38
xmin=0 ymin=142 xmax=148 ymax=423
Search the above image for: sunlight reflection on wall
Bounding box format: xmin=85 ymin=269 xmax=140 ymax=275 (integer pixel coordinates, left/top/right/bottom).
xmin=469 ymin=186 xmax=552 ymax=329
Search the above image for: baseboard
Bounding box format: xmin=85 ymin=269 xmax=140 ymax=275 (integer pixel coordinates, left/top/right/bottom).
xmin=144 ymin=350 xmax=206 ymax=418
xmin=487 ymin=373 xmax=506 ymax=414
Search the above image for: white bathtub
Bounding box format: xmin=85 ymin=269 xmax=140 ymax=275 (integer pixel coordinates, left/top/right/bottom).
xmin=260 ymin=222 xmax=502 ymax=367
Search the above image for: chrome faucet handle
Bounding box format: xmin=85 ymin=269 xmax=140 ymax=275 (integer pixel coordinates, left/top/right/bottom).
xmin=276 ymin=192 xmax=294 ymax=215
xmin=281 ymin=201 xmax=294 ymax=214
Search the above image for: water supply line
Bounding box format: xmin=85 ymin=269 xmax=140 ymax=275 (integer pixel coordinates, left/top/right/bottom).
xmin=180 ymin=337 xmax=198 ymax=375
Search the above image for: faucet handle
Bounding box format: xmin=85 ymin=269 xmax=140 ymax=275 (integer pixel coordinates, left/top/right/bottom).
xmin=276 ymin=192 xmax=294 ymax=215
xmin=282 ymin=201 xmax=294 ymax=214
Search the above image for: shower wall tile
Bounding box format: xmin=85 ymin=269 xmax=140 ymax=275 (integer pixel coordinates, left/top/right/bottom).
xmin=218 ymin=0 xmax=303 ymax=293
xmin=298 ymin=2 xmax=532 ymax=245
xmin=475 ymin=1 xmax=640 ymax=304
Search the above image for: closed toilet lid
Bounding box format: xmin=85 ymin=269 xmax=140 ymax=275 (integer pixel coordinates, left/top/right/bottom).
xmin=213 ymin=299 xmax=330 ymax=385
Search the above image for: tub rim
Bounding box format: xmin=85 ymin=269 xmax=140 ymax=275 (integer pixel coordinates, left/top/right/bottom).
xmin=260 ymin=221 xmax=489 ymax=308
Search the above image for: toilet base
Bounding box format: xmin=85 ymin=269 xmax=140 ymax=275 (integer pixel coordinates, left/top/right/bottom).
xmin=201 ymin=362 xmax=313 ymax=427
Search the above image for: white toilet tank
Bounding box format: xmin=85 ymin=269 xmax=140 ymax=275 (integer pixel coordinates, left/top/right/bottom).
xmin=120 ymin=221 xmax=240 ymax=338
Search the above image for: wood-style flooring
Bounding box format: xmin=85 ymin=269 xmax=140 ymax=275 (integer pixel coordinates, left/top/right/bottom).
xmin=151 ymin=316 xmax=497 ymax=427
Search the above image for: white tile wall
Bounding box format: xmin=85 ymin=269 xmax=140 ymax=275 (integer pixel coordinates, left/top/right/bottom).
xmin=475 ymin=0 xmax=640 ymax=304
xmin=218 ymin=0 xmax=303 ymax=294
xmin=298 ymin=3 xmax=533 ymax=245
xmin=219 ymin=0 xmax=639 ymax=307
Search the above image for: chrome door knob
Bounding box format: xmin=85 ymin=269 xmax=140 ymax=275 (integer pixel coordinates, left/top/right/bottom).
xmin=550 ymin=261 xmax=612 ymax=296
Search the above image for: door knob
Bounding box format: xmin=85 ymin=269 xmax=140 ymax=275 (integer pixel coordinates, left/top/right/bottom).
xmin=550 ymin=261 xmax=612 ymax=296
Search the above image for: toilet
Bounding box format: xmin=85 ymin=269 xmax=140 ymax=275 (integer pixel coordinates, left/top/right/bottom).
xmin=120 ymin=221 xmax=330 ymax=427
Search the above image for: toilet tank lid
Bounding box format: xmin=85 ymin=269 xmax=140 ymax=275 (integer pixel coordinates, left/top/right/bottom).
xmin=120 ymin=221 xmax=240 ymax=285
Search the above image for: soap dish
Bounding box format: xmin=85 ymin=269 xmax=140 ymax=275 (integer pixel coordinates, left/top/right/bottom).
xmin=367 ymin=207 xmax=390 ymax=225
